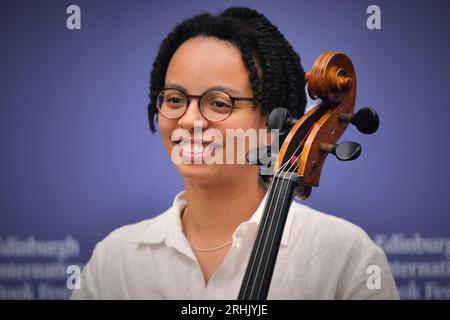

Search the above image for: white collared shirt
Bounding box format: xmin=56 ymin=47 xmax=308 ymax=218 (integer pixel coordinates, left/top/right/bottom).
xmin=71 ymin=191 xmax=399 ymax=300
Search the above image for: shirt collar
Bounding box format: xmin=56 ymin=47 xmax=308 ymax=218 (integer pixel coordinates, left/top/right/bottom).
xmin=134 ymin=190 xmax=294 ymax=246
xmin=133 ymin=190 xmax=186 ymax=245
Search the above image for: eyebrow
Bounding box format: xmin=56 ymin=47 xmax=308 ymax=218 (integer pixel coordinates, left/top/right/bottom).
xmin=164 ymin=82 xmax=242 ymax=96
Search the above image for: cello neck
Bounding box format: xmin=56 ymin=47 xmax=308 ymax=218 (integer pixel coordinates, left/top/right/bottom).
xmin=238 ymin=172 xmax=299 ymax=300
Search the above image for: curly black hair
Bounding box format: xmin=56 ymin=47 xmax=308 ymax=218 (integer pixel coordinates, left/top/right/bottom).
xmin=147 ymin=6 xmax=307 ymax=132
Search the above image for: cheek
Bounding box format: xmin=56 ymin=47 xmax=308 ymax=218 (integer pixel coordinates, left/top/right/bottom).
xmin=215 ymin=115 xmax=268 ymax=150
xmin=223 ymin=115 xmax=267 ymax=133
xmin=158 ymin=117 xmax=176 ymax=149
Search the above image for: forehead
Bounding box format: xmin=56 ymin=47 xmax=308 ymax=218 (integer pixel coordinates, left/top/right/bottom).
xmin=165 ymin=37 xmax=251 ymax=94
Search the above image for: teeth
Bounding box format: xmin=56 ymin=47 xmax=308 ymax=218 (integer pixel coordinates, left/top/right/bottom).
xmin=181 ymin=143 xmax=205 ymax=154
xmin=193 ymin=143 xmax=203 ymax=153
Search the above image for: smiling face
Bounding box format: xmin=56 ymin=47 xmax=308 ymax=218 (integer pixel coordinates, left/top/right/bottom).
xmin=158 ymin=36 xmax=268 ymax=186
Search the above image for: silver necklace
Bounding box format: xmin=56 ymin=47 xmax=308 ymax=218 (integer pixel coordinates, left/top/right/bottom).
xmin=182 ymin=206 xmax=232 ymax=252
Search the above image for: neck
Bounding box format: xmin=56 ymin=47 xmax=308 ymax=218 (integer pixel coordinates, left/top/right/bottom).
xmin=182 ymin=168 xmax=267 ymax=244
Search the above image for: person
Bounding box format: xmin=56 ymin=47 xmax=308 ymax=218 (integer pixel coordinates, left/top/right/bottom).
xmin=71 ymin=6 xmax=399 ymax=300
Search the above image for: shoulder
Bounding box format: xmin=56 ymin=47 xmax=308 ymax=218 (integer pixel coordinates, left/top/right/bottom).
xmin=100 ymin=208 xmax=171 ymax=247
xmin=286 ymin=200 xmax=399 ymax=299
xmin=97 ymin=191 xmax=187 ymax=250
xmin=71 ymin=209 xmax=173 ymax=300
xmin=289 ymin=200 xmax=378 ymax=253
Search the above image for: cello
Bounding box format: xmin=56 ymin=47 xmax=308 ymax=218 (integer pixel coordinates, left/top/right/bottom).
xmin=239 ymin=52 xmax=380 ymax=300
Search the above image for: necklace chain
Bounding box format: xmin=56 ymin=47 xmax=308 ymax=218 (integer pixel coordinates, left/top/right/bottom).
xmin=182 ymin=206 xmax=232 ymax=252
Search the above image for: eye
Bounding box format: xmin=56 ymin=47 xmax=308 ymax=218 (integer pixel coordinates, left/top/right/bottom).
xmin=164 ymin=93 xmax=186 ymax=108
xmin=167 ymin=97 xmax=182 ymax=104
xmin=212 ymin=101 xmax=231 ymax=108
xmin=208 ymin=100 xmax=232 ymax=114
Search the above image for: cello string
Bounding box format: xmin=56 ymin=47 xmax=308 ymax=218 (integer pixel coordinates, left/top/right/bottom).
xmin=245 ymin=146 xmax=302 ymax=298
xmin=248 ymin=126 xmax=312 ymax=298
xmin=242 ymin=122 xmax=312 ymax=298
xmin=250 ymin=125 xmax=314 ymax=298
xmin=240 ymin=155 xmax=292 ymax=298
xmin=254 ymin=160 xmax=300 ymax=298
xmin=245 ymin=179 xmax=287 ymax=299
xmin=249 ymin=158 xmax=300 ymax=298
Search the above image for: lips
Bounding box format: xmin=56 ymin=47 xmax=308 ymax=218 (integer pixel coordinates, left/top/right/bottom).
xmin=175 ymin=137 xmax=222 ymax=162
xmin=180 ymin=142 xmax=208 ymax=154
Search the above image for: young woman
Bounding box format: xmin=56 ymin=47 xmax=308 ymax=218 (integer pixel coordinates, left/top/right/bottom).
xmin=72 ymin=7 xmax=399 ymax=300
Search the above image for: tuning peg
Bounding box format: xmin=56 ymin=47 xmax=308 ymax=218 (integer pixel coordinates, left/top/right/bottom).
xmin=340 ymin=107 xmax=379 ymax=134
xmin=268 ymin=108 xmax=297 ymax=135
xmin=320 ymin=141 xmax=362 ymax=161
xmin=246 ymin=146 xmax=271 ymax=166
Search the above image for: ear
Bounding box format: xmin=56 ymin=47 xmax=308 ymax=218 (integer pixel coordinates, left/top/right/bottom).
xmin=259 ymin=108 xmax=269 ymax=129
xmin=258 ymin=109 xmax=271 ymax=147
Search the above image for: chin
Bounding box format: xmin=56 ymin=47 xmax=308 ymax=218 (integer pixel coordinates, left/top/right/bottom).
xmin=176 ymin=163 xmax=226 ymax=185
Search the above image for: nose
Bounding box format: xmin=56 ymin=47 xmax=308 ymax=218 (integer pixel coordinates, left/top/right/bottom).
xmin=177 ymin=97 xmax=209 ymax=130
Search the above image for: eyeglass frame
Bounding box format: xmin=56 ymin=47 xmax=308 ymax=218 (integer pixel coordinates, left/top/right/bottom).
xmin=153 ymin=87 xmax=257 ymax=122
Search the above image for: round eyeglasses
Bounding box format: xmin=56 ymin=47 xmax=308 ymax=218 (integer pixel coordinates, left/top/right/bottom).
xmin=155 ymin=88 xmax=255 ymax=122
